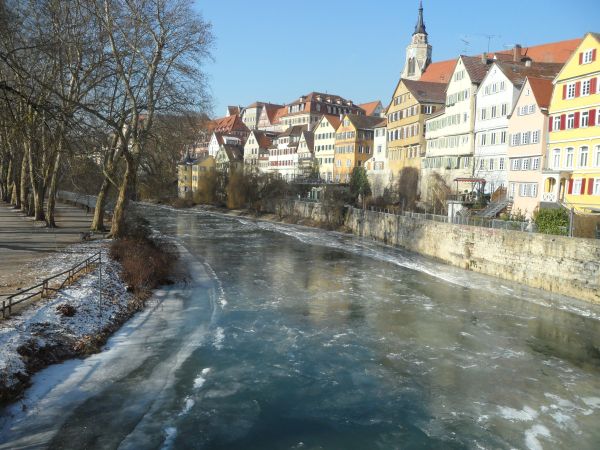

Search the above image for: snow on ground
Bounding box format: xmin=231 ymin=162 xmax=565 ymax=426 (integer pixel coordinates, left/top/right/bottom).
xmin=0 ymin=241 xmax=132 ymax=397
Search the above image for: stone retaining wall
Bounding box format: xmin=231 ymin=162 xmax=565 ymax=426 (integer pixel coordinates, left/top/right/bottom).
xmin=290 ymin=200 xmax=600 ymax=304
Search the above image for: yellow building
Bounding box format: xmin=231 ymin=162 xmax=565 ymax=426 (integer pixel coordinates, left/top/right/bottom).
xmin=178 ymin=154 xmax=216 ymax=199
xmin=547 ymin=33 xmax=600 ymax=213
xmin=334 ymin=115 xmax=385 ymax=183
xmin=386 ymin=79 xmax=446 ymax=183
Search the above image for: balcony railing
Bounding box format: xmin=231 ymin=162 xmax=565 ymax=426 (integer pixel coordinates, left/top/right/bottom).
xmin=541 ymin=192 xmax=557 ymax=202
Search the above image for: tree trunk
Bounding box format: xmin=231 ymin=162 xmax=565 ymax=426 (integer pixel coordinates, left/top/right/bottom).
xmin=20 ymin=149 xmax=29 ymax=214
xmin=91 ymin=177 xmax=110 ymax=232
xmin=11 ymin=155 xmax=21 ymax=208
xmin=46 ymin=151 xmax=61 ymax=227
xmin=28 ymin=143 xmax=45 ymax=221
xmin=110 ymin=156 xmax=133 ymax=238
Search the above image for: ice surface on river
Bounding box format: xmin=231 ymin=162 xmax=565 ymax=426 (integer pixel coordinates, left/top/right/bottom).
xmin=2 ymin=205 xmax=600 ymax=449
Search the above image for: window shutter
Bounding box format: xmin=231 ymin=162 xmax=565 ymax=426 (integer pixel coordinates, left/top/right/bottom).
xmin=591 ymin=77 xmax=598 ymax=93
xmin=588 ymin=178 xmax=595 ymax=195
xmin=562 ymin=84 xmax=567 ymax=99
xmin=568 ymin=179 xmax=574 ymax=194
xmin=579 ymin=52 xmax=583 ymax=64
xmin=548 ymin=118 xmax=553 ymax=132
xmin=575 ymin=82 xmax=581 ymax=97
xmin=590 ymin=109 xmax=597 ymax=127
xmin=560 ymin=114 xmax=566 ymax=130
xmin=593 ymin=49 xmax=597 ymax=62
xmin=574 ymin=111 xmax=580 ymax=128
xmin=581 ymin=179 xmax=586 ymax=195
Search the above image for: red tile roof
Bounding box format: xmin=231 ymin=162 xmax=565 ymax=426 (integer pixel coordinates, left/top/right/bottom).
xmin=358 ymin=101 xmax=382 ymax=116
xmin=418 ymin=38 xmax=582 ymax=84
xmin=527 ymin=77 xmax=554 ymax=110
xmin=323 ymin=115 xmax=342 ymax=129
xmin=208 ymin=114 xmax=249 ymax=133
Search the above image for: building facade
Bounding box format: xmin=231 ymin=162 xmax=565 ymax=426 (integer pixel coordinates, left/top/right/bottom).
xmin=334 ymin=115 xmax=385 ymax=183
xmin=547 ymin=33 xmax=600 ymax=213
xmin=280 ymin=92 xmax=364 ymax=130
xmin=269 ymin=125 xmax=307 ymax=180
xmin=507 ymin=77 xmax=553 ymax=218
xmin=313 ymin=115 xmax=341 ymax=182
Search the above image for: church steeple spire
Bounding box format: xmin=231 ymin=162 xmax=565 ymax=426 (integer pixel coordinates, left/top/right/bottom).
xmin=414 ymin=0 xmax=427 ymax=36
xmin=401 ymin=0 xmax=432 ymax=80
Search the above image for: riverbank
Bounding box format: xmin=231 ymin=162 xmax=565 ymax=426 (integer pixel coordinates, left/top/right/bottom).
xmin=0 ymin=236 xmax=182 ymax=405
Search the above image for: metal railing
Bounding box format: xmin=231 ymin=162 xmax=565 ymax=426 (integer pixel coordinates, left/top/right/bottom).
xmin=364 ymin=206 xmax=540 ymax=233
xmin=1 ymin=252 xmax=101 ymax=319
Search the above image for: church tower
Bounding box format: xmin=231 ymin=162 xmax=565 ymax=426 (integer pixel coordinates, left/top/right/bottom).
xmin=401 ymin=0 xmax=432 ymax=80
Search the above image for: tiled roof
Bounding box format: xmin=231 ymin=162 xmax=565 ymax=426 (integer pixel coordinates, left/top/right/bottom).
xmin=358 ymin=101 xmax=382 ymax=116
xmin=279 ymin=125 xmax=308 ymax=137
xmin=300 ymin=131 xmax=314 ymax=151
xmin=418 ymin=38 xmax=582 ymax=84
xmin=419 ymin=59 xmax=457 ymax=83
xmin=346 ymin=114 xmax=387 ymax=131
xmin=402 ymin=79 xmax=447 ymax=104
xmin=247 ymin=101 xmax=284 ymax=109
xmin=251 ymin=130 xmax=278 ymax=149
xmin=526 ymin=77 xmax=554 ymax=110
xmin=227 ymin=106 xmax=241 ymax=116
xmin=273 ymin=107 xmax=287 ymax=124
xmin=221 ymin=144 xmax=244 ymax=162
xmin=491 ymin=38 xmax=581 ymax=64
xmin=208 ymin=114 xmax=249 ymax=133
xmin=495 ymin=61 xmax=563 ymax=86
xmin=461 ymin=55 xmax=493 ymax=84
xmin=322 ymin=114 xmax=342 ymax=129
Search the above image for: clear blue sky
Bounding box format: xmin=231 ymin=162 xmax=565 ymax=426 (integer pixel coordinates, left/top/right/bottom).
xmin=194 ymin=0 xmax=600 ymax=118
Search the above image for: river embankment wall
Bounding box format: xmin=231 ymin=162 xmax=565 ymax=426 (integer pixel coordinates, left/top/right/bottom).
xmin=282 ymin=200 xmax=600 ymax=304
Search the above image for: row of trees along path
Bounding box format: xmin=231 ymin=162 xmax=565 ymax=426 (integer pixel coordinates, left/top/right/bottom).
xmin=0 ymin=0 xmax=214 ymax=237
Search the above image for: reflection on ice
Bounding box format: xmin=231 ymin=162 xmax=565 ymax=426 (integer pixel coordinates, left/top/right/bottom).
xmin=1 ymin=205 xmax=600 ymax=449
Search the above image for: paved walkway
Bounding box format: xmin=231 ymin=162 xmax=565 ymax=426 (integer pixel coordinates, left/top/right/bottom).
xmin=0 ymin=201 xmax=96 ymax=295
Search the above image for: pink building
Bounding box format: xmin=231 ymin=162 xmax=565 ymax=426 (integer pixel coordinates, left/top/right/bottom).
xmin=507 ymin=77 xmax=554 ymax=219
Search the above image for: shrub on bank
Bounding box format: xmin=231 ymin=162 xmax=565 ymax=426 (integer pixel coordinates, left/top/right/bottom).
xmin=109 ymin=215 xmax=178 ymax=298
xmin=534 ymin=208 xmax=569 ymax=236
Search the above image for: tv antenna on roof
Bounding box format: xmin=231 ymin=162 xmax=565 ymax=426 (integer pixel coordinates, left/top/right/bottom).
xmin=476 ymin=34 xmax=501 ymax=53
xmin=460 ymin=38 xmax=471 ymax=54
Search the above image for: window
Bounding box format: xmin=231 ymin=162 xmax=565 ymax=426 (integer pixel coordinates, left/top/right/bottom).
xmin=480 ymin=134 xmax=487 ymax=146
xmin=522 ymin=132 xmax=531 ymax=145
xmin=573 ymin=179 xmax=582 ymax=195
xmin=502 ymin=104 xmax=508 ymax=116
xmin=567 ymin=114 xmax=575 ymax=129
xmin=522 ymin=158 xmax=530 ymax=170
xmin=479 ymin=159 xmax=485 ymax=170
xmin=595 ymin=178 xmax=600 ymax=195
xmin=595 ymin=146 xmax=600 ymax=167
xmin=579 ymin=146 xmax=589 ymax=168
xmin=582 ymin=79 xmax=591 ymax=96
xmin=481 ymin=108 xmax=487 ymax=120
xmin=491 ymin=133 xmax=496 ymax=145
xmin=532 ymin=130 xmax=540 ymax=144
xmin=511 ymin=159 xmax=521 ymax=171
xmin=511 ymin=133 xmax=521 ymax=146
xmin=491 ymin=106 xmax=497 ymax=118
xmin=581 ymin=111 xmax=589 ymax=128
xmin=532 ymin=157 xmax=540 ymax=170
xmin=489 ymin=158 xmax=495 ymax=170
xmin=553 ymin=116 xmax=561 ymax=130
xmin=553 ymin=149 xmax=561 ymax=168
xmin=499 ymin=158 xmax=505 ymax=170
xmin=566 ymin=148 xmax=574 ymax=168
xmin=528 ymin=104 xmax=536 ymax=114
xmin=500 ymin=131 xmax=507 ymax=144
xmin=582 ymin=49 xmax=594 ymax=64
xmin=566 ymin=83 xmax=576 ymax=99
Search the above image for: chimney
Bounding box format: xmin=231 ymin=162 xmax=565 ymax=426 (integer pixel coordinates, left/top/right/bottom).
xmin=481 ymin=52 xmax=487 ymax=64
xmin=513 ymin=44 xmax=522 ymax=62
xmin=525 ymin=59 xmax=532 ymax=67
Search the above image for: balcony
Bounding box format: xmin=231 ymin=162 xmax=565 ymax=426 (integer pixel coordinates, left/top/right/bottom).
xmin=542 ymin=192 xmax=557 ymax=202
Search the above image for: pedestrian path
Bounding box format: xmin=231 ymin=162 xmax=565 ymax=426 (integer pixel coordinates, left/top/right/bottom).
xmin=0 ymin=201 xmax=94 ymax=294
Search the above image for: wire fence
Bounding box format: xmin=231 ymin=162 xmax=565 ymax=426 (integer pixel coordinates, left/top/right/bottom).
xmin=361 ymin=206 xmax=568 ymax=235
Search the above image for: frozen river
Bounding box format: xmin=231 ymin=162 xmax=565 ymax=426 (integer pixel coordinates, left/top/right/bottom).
xmin=1 ymin=206 xmax=600 ymax=449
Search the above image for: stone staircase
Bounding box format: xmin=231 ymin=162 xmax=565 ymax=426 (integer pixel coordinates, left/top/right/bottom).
xmin=475 ymin=199 xmax=512 ymax=218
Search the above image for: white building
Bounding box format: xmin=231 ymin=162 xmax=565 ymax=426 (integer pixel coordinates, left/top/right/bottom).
xmin=269 ymin=125 xmax=307 ymax=181
xmin=423 ymin=55 xmax=492 ymax=195
xmin=244 ymin=130 xmax=278 ymax=173
xmin=208 ymin=132 xmax=243 ymax=157
xmin=365 ymin=120 xmax=392 ymax=196
xmin=313 ymin=115 xmax=341 ymax=182
xmin=473 ymin=60 xmax=561 ymax=194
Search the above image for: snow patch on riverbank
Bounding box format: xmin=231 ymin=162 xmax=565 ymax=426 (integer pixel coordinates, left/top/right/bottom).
xmin=0 ymin=241 xmax=132 ymax=402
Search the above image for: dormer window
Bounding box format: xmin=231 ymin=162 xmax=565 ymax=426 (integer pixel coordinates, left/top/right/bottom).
xmin=582 ymin=49 xmax=595 ymax=64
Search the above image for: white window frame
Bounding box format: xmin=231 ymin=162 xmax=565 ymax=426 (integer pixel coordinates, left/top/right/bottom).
xmin=522 ymin=158 xmax=530 ymax=171
xmin=553 ymin=148 xmax=561 ymax=169
xmin=579 ymin=146 xmax=589 ymax=168
xmin=565 ymin=148 xmax=574 ymax=169
xmin=582 ymin=49 xmax=594 ymax=64
xmin=595 ymin=146 xmax=600 ymax=167
xmin=566 ymin=83 xmax=576 ymax=99
xmin=553 ymin=116 xmax=561 ymax=130
xmin=532 ymin=130 xmax=540 ymax=144
xmin=581 ymin=111 xmax=589 ymax=128
xmin=511 ymin=158 xmax=521 ymax=171
xmin=567 ymin=113 xmax=575 ymax=129
xmin=499 ymin=158 xmax=505 ymax=171
xmin=594 ymin=178 xmax=600 ymax=195
xmin=573 ymin=179 xmax=582 ymax=195
xmin=582 ymin=79 xmax=591 ymax=96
